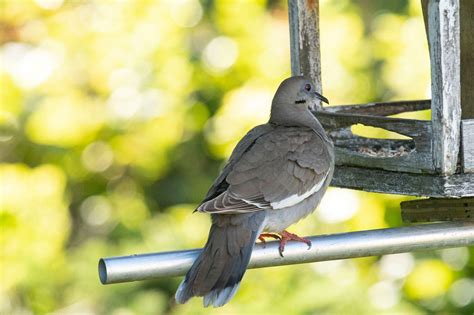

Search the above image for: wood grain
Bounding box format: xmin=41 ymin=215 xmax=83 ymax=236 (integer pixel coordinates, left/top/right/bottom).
xmin=462 ymin=120 xmax=474 ymax=173
xmin=331 ymin=166 xmax=474 ymax=197
xmin=288 ymin=0 xmax=323 ymax=109
xmin=314 ymin=111 xmax=434 ymax=173
xmin=427 ymin=0 xmax=461 ymax=175
xmin=401 ymin=197 xmax=474 ymax=222
xmin=460 ymin=0 xmax=474 ymax=119
xmin=459 ymin=1 xmax=474 ymax=172
xmin=325 ymin=100 xmax=431 ymax=116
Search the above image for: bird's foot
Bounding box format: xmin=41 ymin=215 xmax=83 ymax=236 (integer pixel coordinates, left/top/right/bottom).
xmin=258 ymin=233 xmax=281 ymax=247
xmin=278 ymin=230 xmax=312 ymax=257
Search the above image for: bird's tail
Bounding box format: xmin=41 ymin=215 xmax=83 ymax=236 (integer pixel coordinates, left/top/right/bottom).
xmin=175 ymin=212 xmax=266 ymax=307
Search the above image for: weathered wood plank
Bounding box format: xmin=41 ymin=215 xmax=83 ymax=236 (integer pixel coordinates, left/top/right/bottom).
xmin=334 ymin=147 xmax=432 ymax=174
xmin=331 ymin=166 xmax=474 ymax=197
xmin=460 ymin=0 xmax=474 ymax=120
xmin=459 ymin=1 xmax=474 ymax=173
xmin=332 ymin=137 xmax=411 ymax=150
xmin=422 ymin=0 xmax=429 ymax=44
xmin=462 ymin=120 xmax=474 ymax=173
xmin=325 ymin=100 xmax=431 ymax=116
xmin=428 ymin=0 xmax=461 ymax=175
xmin=444 ymin=173 xmax=474 ymax=197
xmin=315 ymin=111 xmax=431 ymax=138
xmin=330 ymin=134 xmax=431 ymax=174
xmin=313 ymin=111 xmax=435 ymax=173
xmin=401 ymin=197 xmax=474 ymax=222
xmin=288 ymin=0 xmax=323 ymax=109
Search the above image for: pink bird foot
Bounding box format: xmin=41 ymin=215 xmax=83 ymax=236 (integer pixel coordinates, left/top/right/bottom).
xmin=278 ymin=230 xmax=312 ymax=257
xmin=258 ymin=233 xmax=281 ymax=247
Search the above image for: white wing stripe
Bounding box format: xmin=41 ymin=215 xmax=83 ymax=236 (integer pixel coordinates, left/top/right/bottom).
xmin=241 ymin=198 xmax=267 ymax=209
xmin=270 ymin=170 xmax=329 ymax=209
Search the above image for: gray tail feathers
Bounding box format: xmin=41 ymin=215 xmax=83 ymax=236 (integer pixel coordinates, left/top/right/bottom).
xmin=175 ymin=212 xmax=266 ymax=307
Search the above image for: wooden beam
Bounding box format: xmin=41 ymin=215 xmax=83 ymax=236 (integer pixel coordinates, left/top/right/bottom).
xmin=427 ymin=0 xmax=461 ymax=175
xmin=288 ymin=0 xmax=323 ymax=108
xmin=324 ymin=99 xmax=431 ymax=116
xmin=314 ymin=111 xmax=434 ymax=173
xmin=460 ymin=1 xmax=474 ymax=173
xmin=316 ymin=111 xmax=430 ymax=137
xmin=331 ymin=166 xmax=474 ymax=197
xmin=460 ymin=0 xmax=474 ymax=120
xmin=401 ymin=197 xmax=474 ymax=222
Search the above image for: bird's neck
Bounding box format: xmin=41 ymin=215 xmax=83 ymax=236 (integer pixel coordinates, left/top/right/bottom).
xmin=269 ymin=106 xmax=333 ymax=145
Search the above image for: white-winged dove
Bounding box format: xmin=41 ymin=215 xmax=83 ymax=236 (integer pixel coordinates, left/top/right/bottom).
xmin=175 ymin=76 xmax=335 ymax=307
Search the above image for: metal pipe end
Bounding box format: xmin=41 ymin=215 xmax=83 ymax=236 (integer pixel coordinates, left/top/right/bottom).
xmin=98 ymin=258 xmax=107 ymax=284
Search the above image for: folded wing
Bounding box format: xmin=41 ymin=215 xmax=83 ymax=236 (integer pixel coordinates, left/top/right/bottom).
xmin=197 ymin=127 xmax=331 ymax=214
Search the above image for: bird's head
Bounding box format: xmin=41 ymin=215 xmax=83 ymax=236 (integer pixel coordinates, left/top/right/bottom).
xmin=270 ymin=76 xmax=329 ymax=126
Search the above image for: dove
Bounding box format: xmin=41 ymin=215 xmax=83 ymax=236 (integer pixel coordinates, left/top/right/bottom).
xmin=175 ymin=76 xmax=335 ymax=307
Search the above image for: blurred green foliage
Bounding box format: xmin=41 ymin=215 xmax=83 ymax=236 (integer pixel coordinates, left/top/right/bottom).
xmin=1 ymin=0 xmax=473 ymax=314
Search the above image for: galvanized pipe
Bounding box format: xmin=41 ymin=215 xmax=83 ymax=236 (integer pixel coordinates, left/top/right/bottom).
xmin=99 ymin=222 xmax=474 ymax=284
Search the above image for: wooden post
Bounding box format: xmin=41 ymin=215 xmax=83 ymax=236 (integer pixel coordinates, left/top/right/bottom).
xmin=288 ymin=0 xmax=323 ymax=107
xmin=460 ymin=0 xmax=474 ymax=120
xmin=460 ymin=0 xmax=474 ymax=172
xmin=462 ymin=120 xmax=474 ymax=172
xmin=426 ymin=0 xmax=461 ymax=175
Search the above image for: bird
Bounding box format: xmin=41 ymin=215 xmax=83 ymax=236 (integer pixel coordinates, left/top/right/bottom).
xmin=175 ymin=76 xmax=335 ymax=307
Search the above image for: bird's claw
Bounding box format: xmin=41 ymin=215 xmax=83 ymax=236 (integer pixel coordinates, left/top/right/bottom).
xmin=258 ymin=233 xmax=281 ymax=248
xmin=259 ymin=231 xmax=311 ymax=256
xmin=278 ymin=230 xmax=312 ymax=257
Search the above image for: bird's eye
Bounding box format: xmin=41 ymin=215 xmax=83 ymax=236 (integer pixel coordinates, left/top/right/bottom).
xmin=304 ymin=83 xmax=312 ymax=91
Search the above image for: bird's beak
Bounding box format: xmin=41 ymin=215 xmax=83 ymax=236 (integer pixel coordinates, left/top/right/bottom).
xmin=314 ymin=92 xmax=329 ymax=104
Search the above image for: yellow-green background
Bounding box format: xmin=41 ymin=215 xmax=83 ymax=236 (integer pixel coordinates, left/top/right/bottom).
xmin=1 ymin=0 xmax=473 ymax=314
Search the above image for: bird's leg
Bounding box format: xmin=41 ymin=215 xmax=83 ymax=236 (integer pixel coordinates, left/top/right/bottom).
xmin=278 ymin=230 xmax=312 ymax=257
xmin=257 ymin=233 xmax=281 ymax=247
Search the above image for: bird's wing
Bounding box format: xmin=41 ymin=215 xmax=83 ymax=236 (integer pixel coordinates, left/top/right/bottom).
xmin=197 ymin=127 xmax=332 ymax=214
xmin=201 ymin=124 xmax=274 ymax=203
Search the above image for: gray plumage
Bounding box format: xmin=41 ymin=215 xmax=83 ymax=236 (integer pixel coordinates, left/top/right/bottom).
xmin=175 ymin=76 xmax=335 ymax=307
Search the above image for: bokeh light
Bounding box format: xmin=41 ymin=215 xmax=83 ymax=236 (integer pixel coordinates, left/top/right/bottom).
xmin=203 ymin=36 xmax=239 ymax=72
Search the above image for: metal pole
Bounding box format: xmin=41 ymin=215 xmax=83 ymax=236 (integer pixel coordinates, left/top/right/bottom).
xmin=99 ymin=222 xmax=474 ymax=285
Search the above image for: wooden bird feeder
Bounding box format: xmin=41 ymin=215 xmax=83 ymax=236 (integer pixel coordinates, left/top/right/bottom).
xmin=289 ymin=0 xmax=474 ymax=222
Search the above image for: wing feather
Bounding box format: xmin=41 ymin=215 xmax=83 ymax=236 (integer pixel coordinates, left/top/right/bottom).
xmin=197 ymin=127 xmax=331 ymax=214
